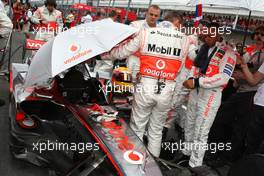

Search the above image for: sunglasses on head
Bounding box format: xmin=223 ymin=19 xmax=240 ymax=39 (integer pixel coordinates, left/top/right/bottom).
xmin=255 ymin=32 xmax=264 ymax=37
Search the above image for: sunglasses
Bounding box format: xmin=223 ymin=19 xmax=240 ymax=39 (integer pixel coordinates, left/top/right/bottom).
xmin=255 ymin=32 xmax=264 ymax=37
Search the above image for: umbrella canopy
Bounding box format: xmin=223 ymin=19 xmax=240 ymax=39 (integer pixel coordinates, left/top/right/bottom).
xmin=71 ymin=3 xmax=93 ymax=11
xmin=24 ymin=19 xmax=137 ymax=87
xmin=188 ymin=0 xmax=264 ymax=12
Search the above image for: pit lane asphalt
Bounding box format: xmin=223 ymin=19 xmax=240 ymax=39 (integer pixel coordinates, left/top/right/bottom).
xmin=0 ymin=31 xmax=48 ymax=176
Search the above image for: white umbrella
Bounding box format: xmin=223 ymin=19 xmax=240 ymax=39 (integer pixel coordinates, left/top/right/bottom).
xmin=188 ymin=0 xmax=264 ymax=12
xmin=24 ymin=19 xmax=137 ymax=87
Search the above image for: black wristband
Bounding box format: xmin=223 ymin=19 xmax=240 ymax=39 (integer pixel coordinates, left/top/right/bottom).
xmin=194 ymin=78 xmax=200 ymax=88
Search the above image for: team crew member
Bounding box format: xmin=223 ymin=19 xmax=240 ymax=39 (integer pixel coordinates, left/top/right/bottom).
xmin=65 ymin=10 xmax=75 ymax=28
xmin=161 ymin=12 xmax=198 ymax=129
xmin=166 ymin=34 xmax=197 ymax=129
xmin=81 ymin=11 xmax=92 ymax=24
xmin=94 ymin=10 xmax=119 ymax=72
xmin=0 ymin=0 xmax=12 ymax=107
xmin=158 ymin=11 xmax=183 ymax=30
xmin=211 ymin=25 xmax=264 ymax=162
xmin=166 ymin=21 xmax=210 ymax=130
xmin=0 ymin=0 xmax=12 ymax=38
xmin=235 ymin=26 xmax=264 ymax=155
xmin=102 ymin=26 xmax=191 ymax=157
xmin=127 ymin=5 xmax=160 ymax=82
xmin=239 ymin=51 xmax=264 ymax=155
xmin=168 ymin=21 xmax=209 ymax=128
xmin=31 ymin=0 xmax=63 ymax=41
xmin=182 ymin=22 xmax=236 ymax=167
xmin=108 ymin=10 xmax=118 ymax=22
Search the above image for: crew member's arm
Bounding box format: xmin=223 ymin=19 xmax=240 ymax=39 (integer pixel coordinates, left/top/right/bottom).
xmin=241 ymin=62 xmax=264 ymax=86
xmin=81 ymin=16 xmax=85 ymax=23
xmin=56 ymin=11 xmax=63 ymax=32
xmin=232 ymin=53 xmax=251 ymax=80
xmin=0 ymin=10 xmax=13 ymax=37
xmin=30 ymin=8 xmax=42 ymax=24
xmin=195 ymin=51 xmax=236 ymax=88
xmin=102 ymin=29 xmax=143 ymax=60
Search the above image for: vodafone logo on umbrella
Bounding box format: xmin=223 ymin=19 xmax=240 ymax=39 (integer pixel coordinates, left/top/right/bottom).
xmin=68 ymin=43 xmax=81 ymax=53
xmin=156 ymin=60 xmax=166 ymax=70
xmin=124 ymin=150 xmax=144 ymax=165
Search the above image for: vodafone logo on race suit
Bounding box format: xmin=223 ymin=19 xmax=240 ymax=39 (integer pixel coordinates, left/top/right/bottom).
xmin=140 ymin=55 xmax=181 ymax=80
xmin=68 ymin=43 xmax=81 ymax=53
xmin=124 ymin=150 xmax=144 ymax=165
xmin=206 ymin=66 xmax=213 ymax=75
xmin=156 ymin=60 xmax=166 ymax=70
xmin=147 ymin=44 xmax=181 ymax=56
xmin=25 ymin=39 xmax=45 ymax=50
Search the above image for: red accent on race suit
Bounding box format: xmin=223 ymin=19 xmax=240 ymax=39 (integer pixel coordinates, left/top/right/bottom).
xmin=140 ymin=55 xmax=182 ymax=80
xmin=215 ymin=52 xmax=223 ymax=58
xmin=246 ymin=45 xmax=264 ymax=55
xmin=194 ymin=65 xmax=220 ymax=77
xmin=25 ymin=39 xmax=46 ymax=50
xmin=185 ymin=56 xmax=194 ymax=70
xmin=246 ymin=45 xmax=255 ymax=54
xmin=133 ymin=51 xmax=141 ymax=58
xmin=227 ymin=57 xmax=236 ymax=66
xmin=203 ymin=92 xmax=215 ymax=117
xmin=194 ymin=48 xmax=228 ymax=77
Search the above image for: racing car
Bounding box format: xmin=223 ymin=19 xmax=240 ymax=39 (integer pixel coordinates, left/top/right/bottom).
xmin=9 ymin=58 xmax=171 ymax=176
xmin=13 ymin=57 xmax=223 ymax=175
